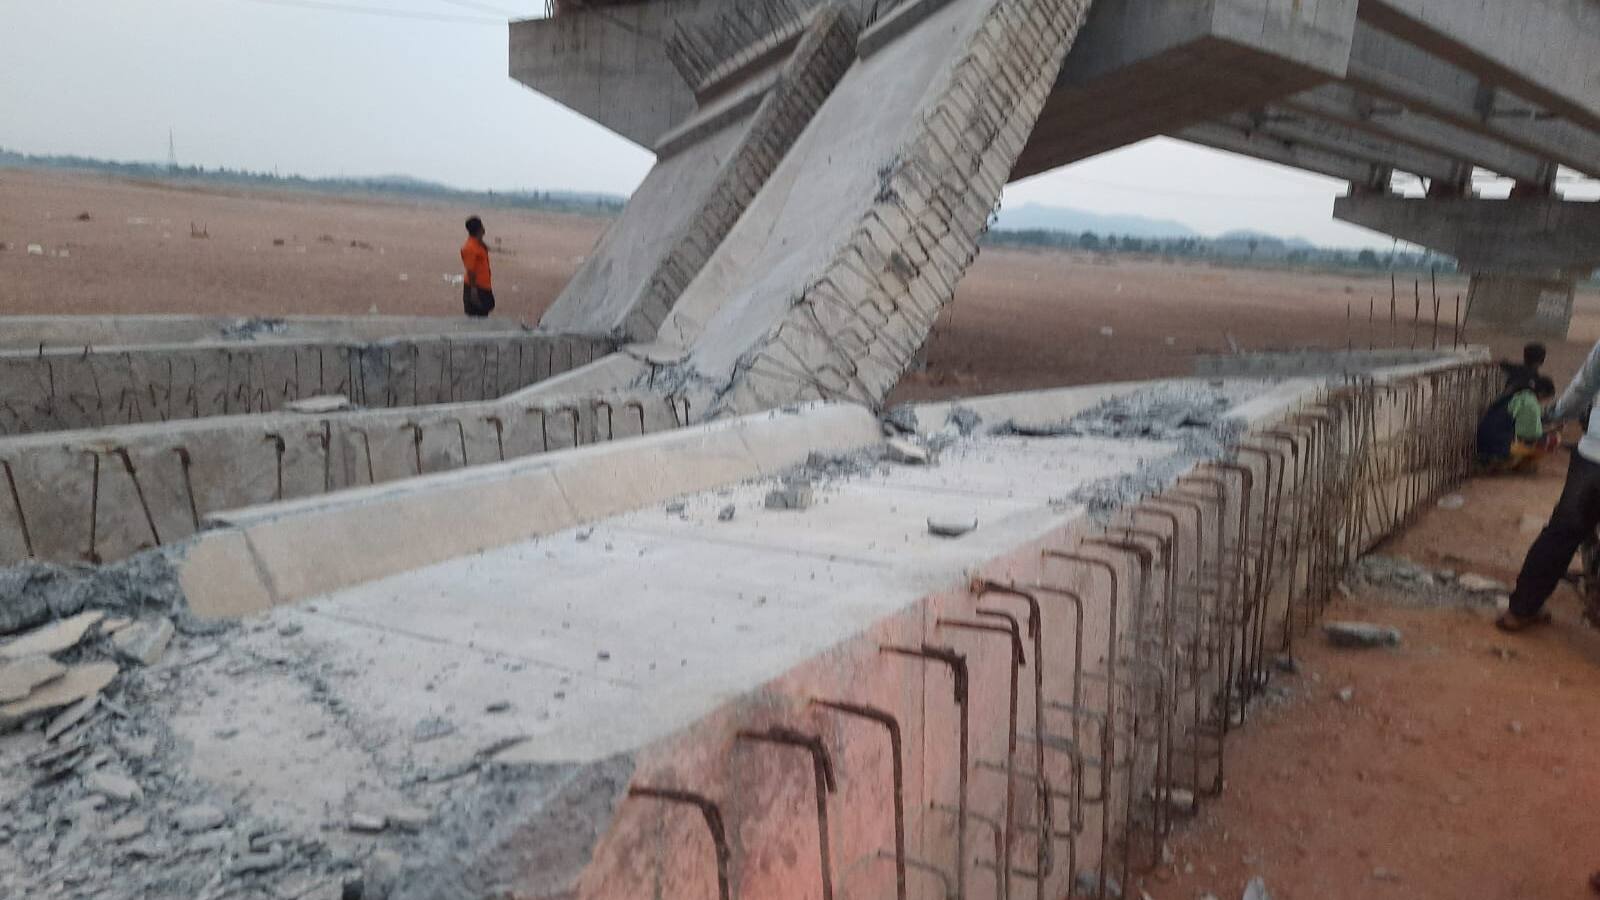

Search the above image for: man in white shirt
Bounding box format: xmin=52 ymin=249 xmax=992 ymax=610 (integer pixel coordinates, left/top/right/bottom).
xmin=1499 ymin=339 xmax=1600 ymax=631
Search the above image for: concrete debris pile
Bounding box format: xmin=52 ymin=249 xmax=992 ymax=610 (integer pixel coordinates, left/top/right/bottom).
xmin=1353 ymin=554 xmax=1510 ymax=609
xmin=1011 ymin=381 xmax=1263 ymax=516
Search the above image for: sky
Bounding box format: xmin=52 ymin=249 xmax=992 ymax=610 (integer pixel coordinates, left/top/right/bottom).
xmin=0 ymin=1 xmax=1583 ymax=249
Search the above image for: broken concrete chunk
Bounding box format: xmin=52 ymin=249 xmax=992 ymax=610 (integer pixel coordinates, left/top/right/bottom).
xmin=1323 ymin=621 xmax=1401 ymax=648
xmin=385 ymin=804 xmax=433 ymax=833
xmin=0 ymin=611 xmax=106 ymax=661
xmin=285 ymin=394 xmax=352 ymax=414
xmin=413 ymin=717 xmax=456 ymax=743
xmin=764 ymin=480 xmax=814 ymax=511
xmin=883 ymin=437 xmax=929 ymax=465
xmin=348 ymin=812 xmax=387 ymax=833
xmin=112 ymin=618 xmax=175 ymax=667
xmin=1456 ymin=573 xmax=1510 ymax=594
xmin=0 ymin=662 xmax=118 ymax=731
xmin=43 ymin=694 xmax=98 ymax=741
xmin=717 ymin=504 xmax=736 ymax=522
xmin=228 ymin=844 xmax=287 ymax=875
xmin=175 ymin=803 xmax=229 ymax=834
xmin=0 ymin=655 xmax=68 ymax=703
xmin=85 ymin=769 xmax=142 ymax=803
xmin=103 ymin=815 xmax=148 ymax=843
xmin=927 ymin=517 xmax=978 ymax=538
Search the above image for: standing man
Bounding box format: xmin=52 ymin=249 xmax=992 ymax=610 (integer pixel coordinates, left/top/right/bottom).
xmin=1499 ymin=339 xmax=1600 ymax=631
xmin=460 ymin=216 xmax=495 ymax=318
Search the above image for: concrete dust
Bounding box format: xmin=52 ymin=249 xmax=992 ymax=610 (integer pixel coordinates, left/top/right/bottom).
xmin=0 ymin=551 xmax=184 ymax=636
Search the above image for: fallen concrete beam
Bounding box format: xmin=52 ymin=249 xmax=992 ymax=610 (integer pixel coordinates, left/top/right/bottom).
xmin=537 ymin=5 xmax=860 ymax=343
xmin=1358 ymin=0 xmax=1600 ymax=133
xmin=0 ymin=315 xmax=525 ymax=353
xmin=76 ymin=357 xmax=1494 ymax=900
xmin=0 ymin=332 xmax=610 ymax=437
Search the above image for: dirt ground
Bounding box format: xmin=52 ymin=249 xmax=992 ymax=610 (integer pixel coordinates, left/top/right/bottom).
xmin=1141 ymin=461 xmax=1600 ymax=900
xmin=4 ymin=167 xmax=1598 ymax=393
xmin=6 ymin=169 xmax=1600 ymax=899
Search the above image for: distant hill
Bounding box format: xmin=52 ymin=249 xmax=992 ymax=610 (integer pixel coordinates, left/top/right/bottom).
xmin=0 ymin=148 xmax=628 ymax=217
xmin=1216 ymin=229 xmax=1317 ymax=251
xmin=993 ymin=203 xmax=1199 ymax=239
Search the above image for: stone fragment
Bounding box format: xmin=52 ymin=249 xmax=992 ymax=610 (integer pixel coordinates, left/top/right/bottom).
xmin=85 ymin=770 xmax=142 ymax=803
xmin=1242 ymin=877 xmax=1272 ymax=900
xmin=103 ymin=815 xmax=148 ymax=843
xmin=927 ymin=517 xmax=977 ymax=538
xmin=484 ymin=700 xmax=510 ymax=714
xmin=1436 ymin=493 xmax=1466 ymax=510
xmin=1508 ymin=720 xmax=1525 ymax=735
xmin=102 ymin=617 xmax=133 ymax=634
xmin=43 ymin=694 xmax=98 ymax=741
xmin=412 ymin=717 xmax=455 ymax=743
xmin=0 ymin=655 xmax=67 ymax=703
xmin=1323 ymin=622 xmax=1401 ymax=648
xmin=1372 ymin=867 xmax=1400 ymax=882
xmin=1457 ymin=574 xmax=1510 ymax=594
xmin=1337 ymin=687 xmax=1355 ymax=703
xmin=764 ymin=480 xmax=814 ymax=511
xmin=883 ymin=437 xmax=929 ymax=465
xmin=385 ymin=804 xmax=432 ymax=833
xmin=717 ymin=504 xmax=736 ymax=522
xmin=277 ymin=622 xmax=304 ymax=637
xmin=112 ymin=618 xmax=175 ymax=667
xmin=359 ymin=849 xmax=404 ymax=900
xmin=0 ymin=612 xmax=105 ymax=661
xmin=175 ymin=804 xmax=228 ymax=833
xmin=349 ymin=813 xmax=387 ymax=833
xmin=0 ymin=662 xmax=118 ymax=731
xmin=229 ymin=844 xmax=287 ymax=875
xmin=122 ymin=837 xmax=167 ymax=859
xmin=286 ymin=395 xmax=352 ymax=414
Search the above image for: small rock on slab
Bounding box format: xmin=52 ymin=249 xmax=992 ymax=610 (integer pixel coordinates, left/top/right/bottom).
xmin=103 ymin=816 xmax=148 ymax=843
xmin=0 ymin=655 xmax=67 ymax=703
xmin=927 ymin=517 xmax=977 ymax=538
xmin=286 ymin=394 xmax=352 ymax=414
xmin=348 ymin=813 xmax=387 ymax=833
xmin=0 ymin=611 xmax=105 ymax=661
xmin=883 ymin=437 xmax=929 ymax=465
xmin=764 ymin=482 xmax=814 ymax=511
xmin=1242 ymin=876 xmax=1272 ymax=900
xmin=1323 ymin=621 xmax=1401 ymax=648
xmin=717 ymin=504 xmax=736 ymax=522
xmin=413 ymin=717 xmax=456 ymax=743
xmin=1456 ymin=573 xmax=1510 ymax=593
xmin=0 ymin=662 xmax=118 ymax=731
xmin=85 ymin=769 xmax=142 ymax=803
xmin=112 ymin=618 xmax=174 ymax=667
xmin=229 ymin=844 xmax=287 ymax=875
xmin=385 ymin=804 xmax=432 ymax=832
xmin=175 ymin=804 xmax=229 ymax=833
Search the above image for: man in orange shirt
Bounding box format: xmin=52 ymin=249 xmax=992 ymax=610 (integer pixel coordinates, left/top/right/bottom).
xmin=460 ymin=216 xmax=495 ymax=317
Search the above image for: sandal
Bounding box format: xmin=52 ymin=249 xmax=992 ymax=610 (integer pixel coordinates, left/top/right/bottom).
xmin=1495 ymin=611 xmax=1553 ymax=632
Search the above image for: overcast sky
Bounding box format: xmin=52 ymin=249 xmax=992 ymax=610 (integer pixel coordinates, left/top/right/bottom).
xmin=3 ymin=1 xmax=1576 ymax=249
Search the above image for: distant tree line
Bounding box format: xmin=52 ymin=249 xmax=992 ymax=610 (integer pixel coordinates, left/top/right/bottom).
xmin=980 ymin=226 xmax=1456 ymax=275
xmin=0 ymin=148 xmax=626 ymax=217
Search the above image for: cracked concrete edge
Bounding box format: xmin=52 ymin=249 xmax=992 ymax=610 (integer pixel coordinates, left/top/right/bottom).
xmin=173 ymin=402 xmax=884 ymax=618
